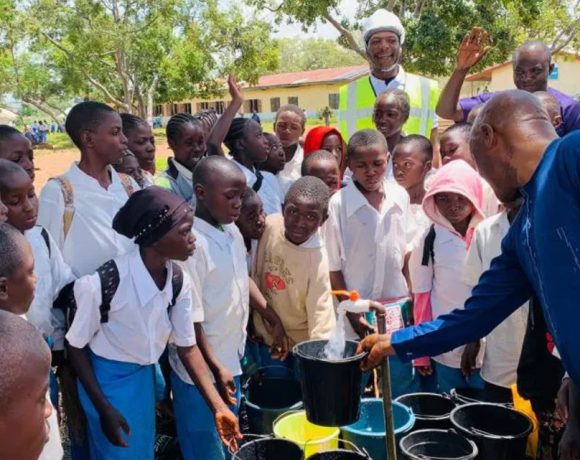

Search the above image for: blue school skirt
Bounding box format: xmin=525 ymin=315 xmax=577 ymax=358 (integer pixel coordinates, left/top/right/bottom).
xmin=77 ymin=351 xmax=156 ymax=460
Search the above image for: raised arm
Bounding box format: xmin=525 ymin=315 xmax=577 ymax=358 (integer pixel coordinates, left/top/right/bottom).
xmin=207 ymin=74 xmax=244 ymax=156
xmin=436 ymin=27 xmax=491 ymax=121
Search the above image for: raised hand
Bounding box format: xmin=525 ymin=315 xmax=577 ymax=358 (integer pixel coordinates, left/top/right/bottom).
xmin=227 ymin=73 xmax=243 ymax=104
xmin=456 ymin=27 xmax=492 ymax=71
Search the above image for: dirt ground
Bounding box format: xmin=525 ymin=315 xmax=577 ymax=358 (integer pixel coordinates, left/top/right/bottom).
xmin=33 ymin=142 xmax=173 ymax=190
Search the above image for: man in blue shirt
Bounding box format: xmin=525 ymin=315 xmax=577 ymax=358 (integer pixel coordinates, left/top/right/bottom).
xmin=359 ymin=90 xmax=579 ymax=456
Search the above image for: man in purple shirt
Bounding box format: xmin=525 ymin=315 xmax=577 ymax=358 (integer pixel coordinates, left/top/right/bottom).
xmin=437 ymin=28 xmax=580 ymax=136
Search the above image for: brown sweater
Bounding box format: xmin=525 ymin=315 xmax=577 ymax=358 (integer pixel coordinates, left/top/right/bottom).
xmin=252 ymin=214 xmax=336 ymax=347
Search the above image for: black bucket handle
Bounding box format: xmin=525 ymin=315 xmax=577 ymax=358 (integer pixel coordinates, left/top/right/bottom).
xmin=303 ymin=437 xmax=371 ymax=458
xmin=231 ymin=434 xmax=308 ymax=460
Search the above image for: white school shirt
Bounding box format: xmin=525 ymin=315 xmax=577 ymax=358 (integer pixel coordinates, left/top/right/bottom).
xmin=463 ymin=211 xmax=529 ymax=387
xmin=233 ymin=160 xmax=283 ymax=215
xmin=325 ymin=179 xmax=413 ymax=340
xmin=277 ymin=144 xmax=304 ymax=196
xmin=37 ymin=163 xmax=137 ymax=277
xmin=409 ymin=224 xmax=484 ymax=369
xmin=170 ymin=219 xmax=249 ymax=384
xmin=66 ymin=250 xmax=199 ymax=365
xmin=481 ymin=178 xmax=501 ymax=217
xmin=407 ymin=204 xmax=431 ymax=247
xmin=26 ymin=227 xmax=75 ymax=350
xmin=370 ymin=67 xmax=439 ymax=130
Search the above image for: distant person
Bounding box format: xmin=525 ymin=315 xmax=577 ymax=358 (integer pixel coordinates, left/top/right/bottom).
xmin=274 ymin=104 xmax=306 ymax=195
xmin=303 ymin=126 xmax=347 ymax=179
xmin=436 ymin=28 xmax=580 ymax=136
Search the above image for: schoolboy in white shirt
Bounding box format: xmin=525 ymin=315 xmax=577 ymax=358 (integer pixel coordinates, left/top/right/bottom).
xmin=169 ymin=157 xmax=251 ymax=460
xmin=462 ymin=199 xmax=528 ymax=398
xmin=325 ymin=129 xmax=420 ymax=397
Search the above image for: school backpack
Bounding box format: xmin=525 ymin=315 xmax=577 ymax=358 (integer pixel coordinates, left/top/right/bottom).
xmin=49 ymin=172 xmax=135 ymax=240
xmin=421 ymin=224 xmax=436 ymax=266
xmin=55 ymin=258 xmax=184 ymax=330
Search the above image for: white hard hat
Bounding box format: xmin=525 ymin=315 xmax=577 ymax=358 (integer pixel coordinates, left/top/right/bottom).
xmin=363 ymin=9 xmax=405 ymax=46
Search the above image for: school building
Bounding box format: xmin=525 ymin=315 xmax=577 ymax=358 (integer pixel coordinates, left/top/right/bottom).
xmin=460 ymin=51 xmax=580 ymax=98
xmin=155 ymin=65 xmax=369 ymax=122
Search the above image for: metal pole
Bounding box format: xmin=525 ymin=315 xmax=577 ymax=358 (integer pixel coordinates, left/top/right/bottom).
xmin=376 ymin=312 xmax=397 ymax=460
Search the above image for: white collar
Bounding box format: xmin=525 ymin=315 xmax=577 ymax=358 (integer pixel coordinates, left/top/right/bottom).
xmin=369 ymin=66 xmax=407 ymax=93
xmin=68 ymin=163 xmax=122 ymax=189
xmin=343 ymin=179 xmax=404 ymax=218
xmin=173 ymin=158 xmax=193 ymax=181
xmin=232 ymin=159 xmax=256 ymax=178
xmin=129 ymin=250 xmax=172 ymax=307
xmin=194 ymin=217 xmax=231 ymax=248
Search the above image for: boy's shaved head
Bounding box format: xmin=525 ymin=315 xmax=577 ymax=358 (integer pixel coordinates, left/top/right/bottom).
xmin=347 ymin=129 xmax=388 ymax=161
xmin=0 ymin=159 xmax=29 ymax=190
xmin=65 ymin=101 xmax=117 ymax=148
xmin=0 ymin=125 xmax=21 ymax=142
xmin=394 ymin=135 xmax=433 ymax=161
xmin=375 ymin=88 xmax=411 ymax=120
xmin=301 ymin=150 xmax=338 ymax=176
xmin=0 ymin=311 xmax=50 ymax=409
xmin=275 ymin=104 xmax=306 ymax=127
xmin=0 ymin=310 xmax=51 ymax=460
xmin=443 ymin=122 xmax=471 ymax=140
xmin=0 ymin=223 xmax=28 ymax=278
xmin=192 ymin=155 xmax=245 ymax=187
xmin=286 ymin=176 xmax=330 ymax=214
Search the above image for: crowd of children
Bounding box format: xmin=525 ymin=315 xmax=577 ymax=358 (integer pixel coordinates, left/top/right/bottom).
xmin=0 ymin=36 xmax=579 ymax=460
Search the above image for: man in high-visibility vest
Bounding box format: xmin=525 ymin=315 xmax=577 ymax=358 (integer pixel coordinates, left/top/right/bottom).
xmin=338 ymin=9 xmax=440 ymax=148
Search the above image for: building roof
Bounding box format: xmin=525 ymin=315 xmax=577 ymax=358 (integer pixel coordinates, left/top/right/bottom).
xmin=466 ymin=51 xmax=580 ymax=82
xmin=247 ymin=65 xmax=369 ymax=89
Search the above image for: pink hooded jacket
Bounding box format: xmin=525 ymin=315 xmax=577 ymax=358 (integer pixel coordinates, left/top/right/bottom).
xmin=412 ymin=160 xmax=485 ymax=367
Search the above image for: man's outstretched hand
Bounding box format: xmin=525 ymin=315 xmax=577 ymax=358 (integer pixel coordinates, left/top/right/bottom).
xmin=456 ymin=27 xmax=492 ymax=71
xmin=356 ymin=333 xmax=396 ymax=371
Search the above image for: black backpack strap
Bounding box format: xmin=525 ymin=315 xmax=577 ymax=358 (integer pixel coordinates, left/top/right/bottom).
xmin=421 ymin=225 xmax=436 ymax=267
xmin=170 ymin=262 xmax=184 ymax=309
xmin=40 ymin=227 xmax=51 ymax=258
xmin=96 ymin=260 xmax=120 ymax=324
xmin=53 ymin=281 xmax=77 ymax=332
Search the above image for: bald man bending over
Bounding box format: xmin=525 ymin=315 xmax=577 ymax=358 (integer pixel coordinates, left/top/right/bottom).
xmin=359 ymin=89 xmax=580 ymax=457
xmin=436 ymin=28 xmax=580 ymax=136
xmin=0 ymin=311 xmax=53 ymax=460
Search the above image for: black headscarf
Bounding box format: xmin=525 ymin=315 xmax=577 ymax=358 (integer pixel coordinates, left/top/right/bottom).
xmin=113 ymin=186 xmax=191 ymax=247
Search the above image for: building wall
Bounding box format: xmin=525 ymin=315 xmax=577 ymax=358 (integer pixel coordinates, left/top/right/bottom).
xmin=157 ymin=82 xmax=344 ymax=122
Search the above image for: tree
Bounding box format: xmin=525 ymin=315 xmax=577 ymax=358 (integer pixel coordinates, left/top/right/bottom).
xmin=275 ymin=38 xmax=366 ymax=72
xmin=0 ymin=0 xmax=279 ymax=120
xmin=246 ymin=0 xmax=579 ymax=76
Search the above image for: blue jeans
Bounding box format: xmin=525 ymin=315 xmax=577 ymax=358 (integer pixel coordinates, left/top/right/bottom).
xmin=171 ymin=371 xmax=241 ymax=460
xmin=434 ymin=362 xmax=485 ymax=394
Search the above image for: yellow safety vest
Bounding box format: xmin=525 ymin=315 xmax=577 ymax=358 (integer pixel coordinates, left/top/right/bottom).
xmin=338 ymin=72 xmax=440 ymax=140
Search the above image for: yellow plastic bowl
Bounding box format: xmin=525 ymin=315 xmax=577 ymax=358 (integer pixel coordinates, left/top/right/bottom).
xmin=273 ymin=410 xmax=340 ymax=457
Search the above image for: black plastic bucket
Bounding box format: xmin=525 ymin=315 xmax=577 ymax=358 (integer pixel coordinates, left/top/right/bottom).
xmin=293 ymin=340 xmax=366 ymax=427
xmin=244 ymin=367 xmax=303 ymax=434
xmin=399 ymin=429 xmax=478 ymax=460
xmin=451 ymin=387 xmax=512 ymax=406
xmin=395 ymin=393 xmax=456 ymax=431
xmin=234 ymin=437 xmax=303 ymax=460
xmin=450 ymin=403 xmax=532 ymax=460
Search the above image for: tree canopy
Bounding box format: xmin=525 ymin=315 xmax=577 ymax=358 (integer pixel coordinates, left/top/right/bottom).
xmin=0 ymin=0 xmax=279 ymax=121
xmin=275 ymin=38 xmax=366 ymax=73
xmin=247 ymin=0 xmax=579 ymax=76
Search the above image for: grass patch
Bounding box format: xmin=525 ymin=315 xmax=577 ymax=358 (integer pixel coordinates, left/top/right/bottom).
xmin=47 ymin=133 xmax=74 ymax=150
